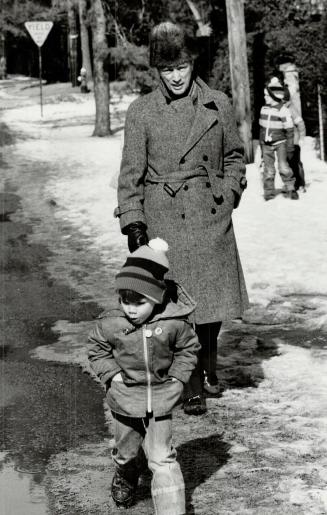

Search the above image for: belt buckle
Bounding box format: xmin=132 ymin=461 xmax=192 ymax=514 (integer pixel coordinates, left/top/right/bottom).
xmin=163 ymin=183 xmax=176 ymax=197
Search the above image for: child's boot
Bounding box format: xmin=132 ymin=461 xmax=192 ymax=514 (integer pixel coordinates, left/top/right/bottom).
xmin=111 ymin=466 xmax=139 ymax=508
xmin=183 ymin=394 xmax=207 ymax=415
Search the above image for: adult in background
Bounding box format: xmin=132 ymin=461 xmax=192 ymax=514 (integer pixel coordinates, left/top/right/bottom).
xmin=284 ymin=87 xmax=306 ymax=191
xmin=114 ymin=21 xmax=249 ymax=415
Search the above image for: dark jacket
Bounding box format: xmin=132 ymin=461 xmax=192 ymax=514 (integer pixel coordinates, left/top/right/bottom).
xmin=115 ymin=78 xmax=248 ymax=324
xmin=88 ymin=282 xmax=200 ymax=417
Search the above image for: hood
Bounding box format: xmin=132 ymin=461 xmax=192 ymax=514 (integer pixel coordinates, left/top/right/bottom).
xmin=152 ymin=280 xmax=196 ymax=321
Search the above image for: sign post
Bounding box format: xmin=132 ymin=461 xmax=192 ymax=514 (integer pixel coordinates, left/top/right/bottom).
xmin=24 ymin=21 xmax=53 ymax=117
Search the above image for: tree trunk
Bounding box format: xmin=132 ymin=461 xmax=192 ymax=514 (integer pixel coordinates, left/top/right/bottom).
xmin=67 ymin=0 xmax=79 ymax=87
xmin=91 ymin=0 xmax=111 ymax=136
xmin=0 ymin=33 xmax=7 ymax=80
xmin=78 ymin=0 xmax=92 ymax=79
xmin=185 ymin=0 xmax=212 ymax=37
xmin=226 ymin=0 xmax=253 ymax=163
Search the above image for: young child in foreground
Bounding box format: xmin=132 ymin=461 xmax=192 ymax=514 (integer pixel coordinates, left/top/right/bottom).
xmin=88 ymin=238 xmax=200 ymax=515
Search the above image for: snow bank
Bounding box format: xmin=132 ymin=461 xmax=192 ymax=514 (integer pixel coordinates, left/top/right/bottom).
xmin=2 ymin=91 xmax=327 ymax=332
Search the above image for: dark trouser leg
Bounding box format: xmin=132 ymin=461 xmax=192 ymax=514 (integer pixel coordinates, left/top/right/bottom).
xmin=184 ymin=322 xmax=222 ymax=399
xmin=288 ymin=144 xmax=305 ymax=190
xmin=198 ymin=322 xmax=222 ymax=378
xmin=276 ymin=141 xmax=295 ymax=192
xmin=261 ymin=143 xmax=276 ymax=198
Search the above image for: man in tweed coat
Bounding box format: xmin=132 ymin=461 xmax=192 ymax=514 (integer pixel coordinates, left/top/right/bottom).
xmin=115 ymin=21 xmax=249 ymax=415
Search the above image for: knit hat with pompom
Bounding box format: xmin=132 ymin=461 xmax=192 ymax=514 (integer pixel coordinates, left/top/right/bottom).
xmin=115 ymin=238 xmax=169 ymax=304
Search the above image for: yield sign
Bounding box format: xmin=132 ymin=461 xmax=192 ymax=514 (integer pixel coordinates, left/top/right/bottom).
xmin=24 ymin=21 xmax=53 ymax=47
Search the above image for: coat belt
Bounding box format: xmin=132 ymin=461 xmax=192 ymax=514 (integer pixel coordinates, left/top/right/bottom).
xmin=145 ymin=165 xmax=224 ymax=198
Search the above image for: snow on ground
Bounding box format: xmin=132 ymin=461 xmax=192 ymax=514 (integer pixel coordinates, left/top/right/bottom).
xmin=2 ymin=89 xmax=327 ymax=332
xmin=2 ymin=81 xmax=327 ymax=514
xmin=235 ymin=139 xmax=327 ymax=316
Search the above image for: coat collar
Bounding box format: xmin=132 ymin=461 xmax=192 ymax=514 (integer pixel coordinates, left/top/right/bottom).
xmin=158 ymin=76 xmax=198 ymax=105
xmin=153 ymin=77 xmax=221 ymax=158
xmin=181 ymin=77 xmax=220 ymax=157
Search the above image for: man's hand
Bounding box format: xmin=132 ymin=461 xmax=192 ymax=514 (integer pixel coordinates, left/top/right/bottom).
xmin=126 ymin=222 xmax=148 ymax=252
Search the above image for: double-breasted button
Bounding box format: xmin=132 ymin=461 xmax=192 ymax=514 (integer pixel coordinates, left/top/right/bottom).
xmin=181 ymin=213 xmax=185 ymax=219
xmin=145 ymin=329 xmax=152 ymax=337
xmin=203 ymin=154 xmax=208 ymax=161
xmin=180 ymin=157 xmax=185 ymax=164
xmin=211 ymin=208 xmax=216 ymax=214
xmin=206 ymin=182 xmax=211 ymax=188
xmin=183 ymin=185 xmax=188 ymax=191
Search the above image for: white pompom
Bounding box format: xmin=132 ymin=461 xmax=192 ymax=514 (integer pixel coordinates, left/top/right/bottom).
xmin=148 ymin=238 xmax=169 ymax=253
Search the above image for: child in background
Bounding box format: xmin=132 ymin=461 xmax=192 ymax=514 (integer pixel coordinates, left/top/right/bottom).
xmin=88 ymin=238 xmax=200 ymax=515
xmin=259 ymin=76 xmax=298 ymax=201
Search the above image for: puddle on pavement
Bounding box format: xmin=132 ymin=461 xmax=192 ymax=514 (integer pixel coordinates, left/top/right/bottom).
xmin=0 ymin=187 xmax=106 ymax=513
xmin=1 ymin=163 xmax=327 ymax=513
xmin=0 ymin=453 xmax=49 ymax=515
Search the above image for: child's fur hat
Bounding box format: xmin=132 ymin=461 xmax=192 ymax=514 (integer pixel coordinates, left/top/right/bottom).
xmin=149 ymin=21 xmax=198 ymax=69
xmin=115 ymin=238 xmax=169 ymax=304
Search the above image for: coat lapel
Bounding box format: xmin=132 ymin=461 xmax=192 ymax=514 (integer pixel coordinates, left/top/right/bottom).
xmin=181 ymin=78 xmax=219 ymax=157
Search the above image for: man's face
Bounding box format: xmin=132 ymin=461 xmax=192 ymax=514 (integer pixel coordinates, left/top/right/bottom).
xmin=159 ymin=62 xmax=193 ymax=96
xmin=120 ymin=297 xmax=156 ymax=325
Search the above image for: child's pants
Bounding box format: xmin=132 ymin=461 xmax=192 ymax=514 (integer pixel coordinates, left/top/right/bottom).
xmin=261 ymin=141 xmax=295 ymax=194
xmin=111 ymin=411 xmax=185 ymax=515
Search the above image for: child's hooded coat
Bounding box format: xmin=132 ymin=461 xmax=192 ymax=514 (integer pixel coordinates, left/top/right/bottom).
xmin=88 ymin=282 xmax=200 ymax=417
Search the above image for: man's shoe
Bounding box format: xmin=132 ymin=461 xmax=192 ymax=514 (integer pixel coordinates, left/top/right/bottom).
xmin=111 ymin=470 xmax=138 ymax=508
xmin=183 ymin=395 xmax=207 ymax=415
xmin=290 ymin=190 xmax=299 ymax=200
xmin=203 ymin=372 xmax=221 ymax=395
xmin=283 ymin=190 xmax=299 ymax=200
xmin=264 ymin=192 xmax=275 ymax=201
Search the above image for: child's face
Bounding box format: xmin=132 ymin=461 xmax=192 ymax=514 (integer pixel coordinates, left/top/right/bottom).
xmin=120 ymin=297 xmax=156 ymax=325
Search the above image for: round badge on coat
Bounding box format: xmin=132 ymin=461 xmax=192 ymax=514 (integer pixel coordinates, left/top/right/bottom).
xmin=154 ymin=327 xmax=163 ymax=335
xmin=145 ymin=329 xmax=152 ymax=338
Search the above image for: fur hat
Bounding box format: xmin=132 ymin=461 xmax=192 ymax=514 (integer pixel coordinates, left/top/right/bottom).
xmin=115 ymin=238 xmax=169 ymax=304
xmin=149 ymin=21 xmax=198 ymax=69
xmin=266 ymin=77 xmax=285 ymax=102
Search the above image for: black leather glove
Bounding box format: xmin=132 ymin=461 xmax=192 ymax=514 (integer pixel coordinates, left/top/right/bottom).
xmin=126 ymin=222 xmax=148 ymax=252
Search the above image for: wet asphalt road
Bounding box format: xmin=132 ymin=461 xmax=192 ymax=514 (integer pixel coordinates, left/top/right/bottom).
xmin=0 ymin=122 xmax=107 ymax=512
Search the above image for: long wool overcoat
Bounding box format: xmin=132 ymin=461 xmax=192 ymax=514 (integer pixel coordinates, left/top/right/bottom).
xmin=115 ymin=78 xmax=249 ymax=324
